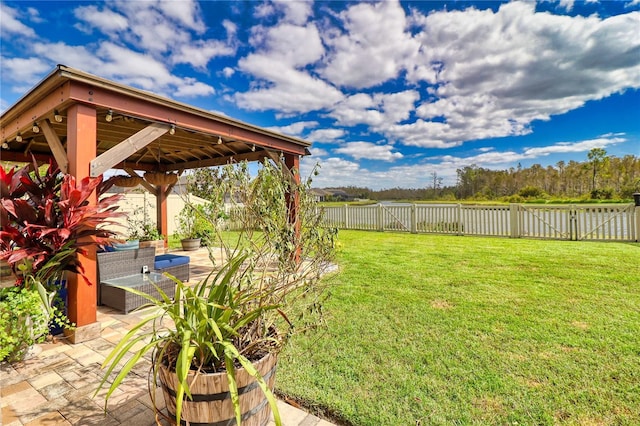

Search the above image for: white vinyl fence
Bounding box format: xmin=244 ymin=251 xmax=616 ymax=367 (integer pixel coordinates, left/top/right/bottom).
xmin=320 ymin=203 xmax=640 ymax=242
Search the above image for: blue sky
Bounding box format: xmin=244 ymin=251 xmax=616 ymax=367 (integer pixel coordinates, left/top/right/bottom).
xmin=1 ymin=0 xmax=639 ymax=189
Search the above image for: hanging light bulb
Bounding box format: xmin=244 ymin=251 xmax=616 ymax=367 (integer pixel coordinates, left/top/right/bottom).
xmin=15 ymin=133 xmax=23 ymax=143
xmin=1 ymin=142 xmax=8 ymax=149
xmin=169 ymin=125 xmax=175 ymax=135
xmin=105 ymin=110 xmax=113 ymax=122
xmin=54 ymin=110 xmax=63 ymax=123
xmin=217 ymin=136 xmax=223 ymax=144
xmin=32 ymin=122 xmax=40 ymax=133
xmin=251 ymin=144 xmax=256 ymax=152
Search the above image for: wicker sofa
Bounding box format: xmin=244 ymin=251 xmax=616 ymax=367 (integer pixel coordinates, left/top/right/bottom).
xmin=97 ymin=247 xmax=176 ymax=314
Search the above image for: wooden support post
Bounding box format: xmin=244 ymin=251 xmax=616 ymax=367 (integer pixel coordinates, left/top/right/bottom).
xmin=284 ymin=154 xmax=301 ymax=262
xmin=157 ymin=185 xmax=169 ymax=250
xmin=65 ymin=104 xmax=101 ymax=343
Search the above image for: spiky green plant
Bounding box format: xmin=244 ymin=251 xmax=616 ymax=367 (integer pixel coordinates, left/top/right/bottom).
xmin=97 ymin=160 xmax=337 ymax=426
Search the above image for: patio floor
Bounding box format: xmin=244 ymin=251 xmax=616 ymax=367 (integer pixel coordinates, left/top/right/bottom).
xmin=0 ymin=247 xmax=336 ymax=426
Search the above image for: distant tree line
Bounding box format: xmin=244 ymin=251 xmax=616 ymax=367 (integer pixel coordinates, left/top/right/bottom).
xmin=325 ymin=150 xmax=640 ymax=202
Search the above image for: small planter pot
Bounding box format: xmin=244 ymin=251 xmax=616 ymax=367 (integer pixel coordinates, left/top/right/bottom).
xmin=158 ymin=352 xmax=277 ymax=426
xmin=139 ymin=239 xmax=166 ymax=255
xmin=180 ymin=238 xmax=201 ymax=251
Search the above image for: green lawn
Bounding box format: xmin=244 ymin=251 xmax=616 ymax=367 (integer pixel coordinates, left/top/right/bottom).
xmin=277 ymin=231 xmax=640 ymax=425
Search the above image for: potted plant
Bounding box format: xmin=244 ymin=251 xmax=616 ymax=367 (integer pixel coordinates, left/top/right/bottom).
xmin=126 ymin=205 xmax=165 ymax=254
xmin=176 ymin=203 xmax=210 ymax=250
xmin=0 ymin=159 xmax=123 ymax=336
xmin=96 ymin=161 xmax=337 ymax=426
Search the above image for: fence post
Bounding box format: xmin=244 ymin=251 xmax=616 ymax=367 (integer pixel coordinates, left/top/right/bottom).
xmin=411 ymin=204 xmax=417 ymax=234
xmin=570 ymin=204 xmax=577 ymax=241
xmin=344 ymin=204 xmax=349 ymax=229
xmin=377 ymin=204 xmax=383 ymax=231
xmin=631 ymin=206 xmax=640 ymax=242
xmin=456 ymin=204 xmax=463 ymax=236
xmin=510 ymin=204 xmax=519 ymax=238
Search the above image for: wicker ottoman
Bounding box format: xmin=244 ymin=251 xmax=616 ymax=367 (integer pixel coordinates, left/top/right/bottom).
xmin=154 ymin=254 xmax=190 ymax=282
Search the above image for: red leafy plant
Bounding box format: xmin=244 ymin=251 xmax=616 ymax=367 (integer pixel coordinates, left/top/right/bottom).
xmin=0 ymin=158 xmax=123 ymax=290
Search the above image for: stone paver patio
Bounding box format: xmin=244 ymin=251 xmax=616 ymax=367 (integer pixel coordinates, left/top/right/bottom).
xmin=0 ymin=248 xmax=336 ymax=426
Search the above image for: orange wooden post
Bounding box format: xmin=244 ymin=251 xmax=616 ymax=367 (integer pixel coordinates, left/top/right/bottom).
xmin=65 ymin=104 xmax=101 ymax=343
xmin=284 ymin=154 xmax=301 ymax=262
xmin=157 ymin=186 xmax=169 ymax=250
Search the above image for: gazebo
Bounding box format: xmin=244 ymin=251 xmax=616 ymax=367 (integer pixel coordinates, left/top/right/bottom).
xmin=0 ymin=65 xmax=311 ymax=343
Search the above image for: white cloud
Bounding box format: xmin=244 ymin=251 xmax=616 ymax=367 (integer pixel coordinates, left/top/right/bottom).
xmin=307 ymin=128 xmax=345 ymax=143
xmin=384 ymin=120 xmax=463 ymax=149
xmin=523 ymin=137 xmax=625 ymax=156
xmin=174 ymin=80 xmax=215 ymax=98
xmin=326 ymin=4 xmax=412 ymax=88
xmin=222 ymin=67 xmax=235 ymax=78
xmin=74 ymin=5 xmax=129 ymax=33
xmin=301 ymin=156 xmax=441 ymax=190
xmin=29 ymin=41 xmax=214 ymax=99
xmin=267 ymin=121 xmax=319 ymax=136
xmin=235 ymin=22 xmax=344 ymax=113
xmin=222 ymin=20 xmax=238 ymax=37
xmin=0 ymin=4 xmax=37 ymax=38
xmin=300 ymin=156 xmax=363 ymax=187
xmin=559 ymin=0 xmax=575 ymax=11
xmin=172 ymin=40 xmax=236 ymax=68
xmin=73 ymin=0 xmax=235 ymax=72
xmin=31 ymin=42 xmax=105 ymax=74
xmin=330 ymin=90 xmax=419 ymax=128
xmin=157 ymin=0 xmax=206 ymax=34
xmin=432 ymin=135 xmax=626 ymax=176
xmin=248 ymin=23 xmax=324 ymax=67
xmin=320 ymin=0 xmax=419 ymax=89
xmin=26 ymin=7 xmax=44 ymax=24
xmin=0 ymin=56 xmax=51 ymax=89
xmin=275 ymin=0 xmax=313 ymax=25
xmin=405 ymin=2 xmax=640 ymax=146
xmin=308 ymin=147 xmax=328 ymax=157
xmin=335 ymin=141 xmax=403 ymax=161
xmin=253 ymin=0 xmax=313 ymax=25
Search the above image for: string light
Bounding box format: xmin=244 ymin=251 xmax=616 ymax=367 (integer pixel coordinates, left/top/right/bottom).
xmin=1 ymin=142 xmax=8 ymax=149
xmin=32 ymin=122 xmax=40 ymax=133
xmin=54 ymin=110 xmax=63 ymax=123
xmin=169 ymin=125 xmax=175 ymax=135
xmin=217 ymin=136 xmax=223 ymax=144
xmin=251 ymin=144 xmax=256 ymax=152
xmin=15 ymin=133 xmax=22 ymax=143
xmin=105 ymin=110 xmax=113 ymax=122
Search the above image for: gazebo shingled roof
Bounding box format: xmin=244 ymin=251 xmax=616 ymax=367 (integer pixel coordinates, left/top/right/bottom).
xmin=0 ymin=65 xmax=308 ymax=343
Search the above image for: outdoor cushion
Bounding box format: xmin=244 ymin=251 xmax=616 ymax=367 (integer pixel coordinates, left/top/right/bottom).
xmin=154 ymin=254 xmax=190 ymax=270
xmin=112 ymin=240 xmax=140 ymax=251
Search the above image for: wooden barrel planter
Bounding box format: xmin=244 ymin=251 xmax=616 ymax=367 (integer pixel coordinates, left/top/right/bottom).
xmin=180 ymin=238 xmax=201 ymax=251
xmin=158 ymin=352 xmax=277 ymax=426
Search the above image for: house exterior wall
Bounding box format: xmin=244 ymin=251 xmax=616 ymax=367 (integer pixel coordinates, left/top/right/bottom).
xmin=110 ymin=192 xmax=207 ymax=238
